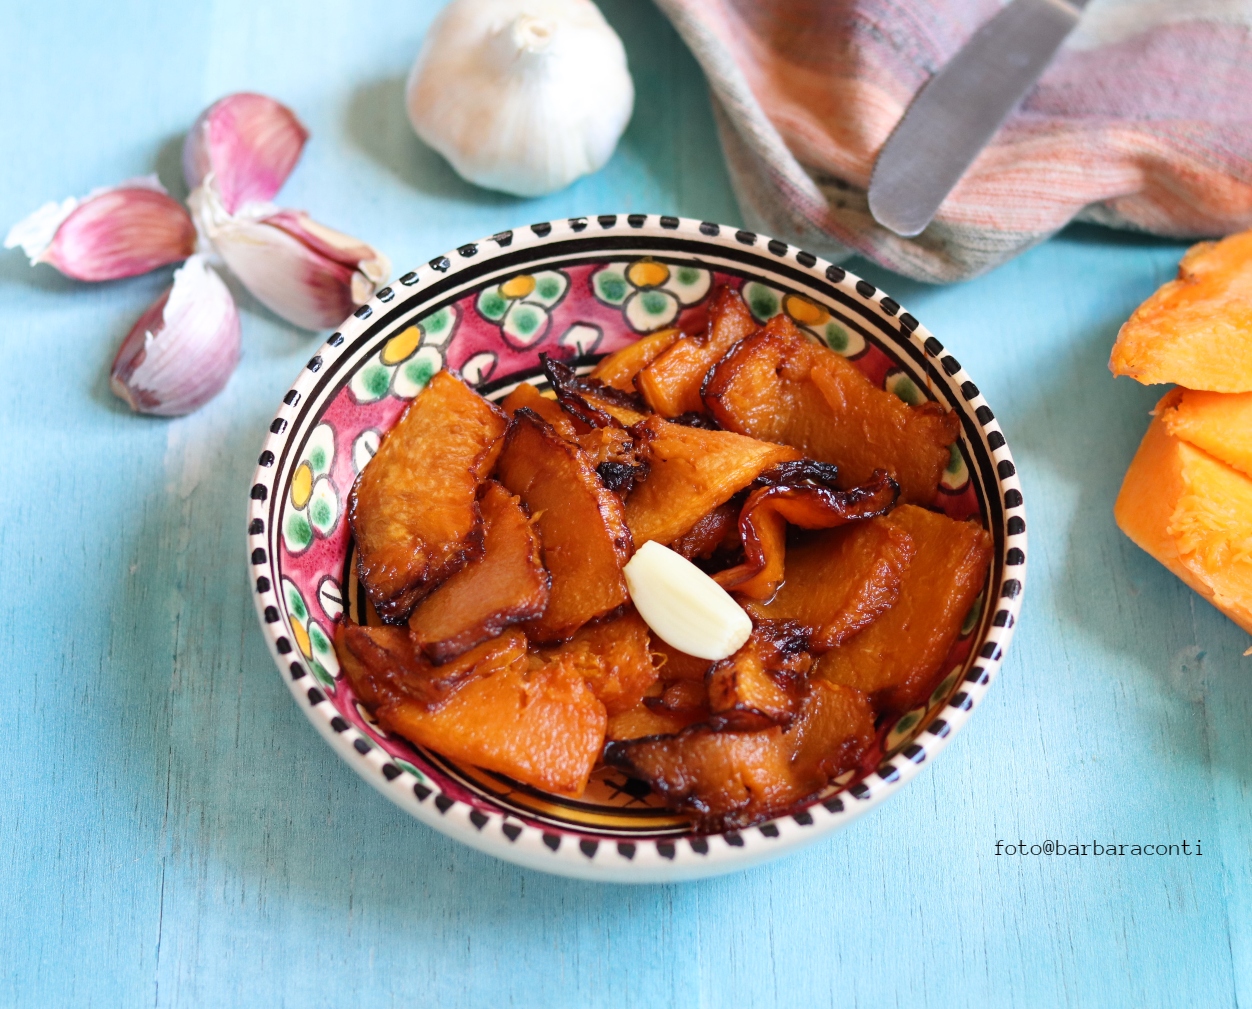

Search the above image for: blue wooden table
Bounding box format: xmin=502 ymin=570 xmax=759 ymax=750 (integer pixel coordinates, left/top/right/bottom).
xmin=3 ymin=2 xmax=1249 ymax=1005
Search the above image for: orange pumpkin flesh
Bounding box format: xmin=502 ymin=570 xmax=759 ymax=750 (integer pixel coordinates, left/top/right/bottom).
xmin=590 ymin=328 xmax=682 ymax=391
xmin=539 ymin=610 xmax=660 ymax=716
xmin=706 ymin=625 xmax=811 ymax=731
xmin=348 ymin=371 xmax=507 ymax=622
xmin=1156 ymin=386 xmax=1252 ymax=479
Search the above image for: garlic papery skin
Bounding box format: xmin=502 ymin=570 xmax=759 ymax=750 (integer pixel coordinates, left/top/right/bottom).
xmin=188 ymin=184 xmax=390 ymax=330
xmin=183 ymin=93 xmax=309 ymax=214
xmin=406 ymin=0 xmax=634 ymax=197
xmin=624 ymin=541 xmax=754 ymax=661
xmin=110 ymin=255 xmax=241 ymax=417
xmin=5 ymin=175 xmax=196 ymax=281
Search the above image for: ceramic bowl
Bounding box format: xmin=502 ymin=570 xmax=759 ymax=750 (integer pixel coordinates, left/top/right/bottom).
xmin=247 ymin=215 xmax=1026 ymax=883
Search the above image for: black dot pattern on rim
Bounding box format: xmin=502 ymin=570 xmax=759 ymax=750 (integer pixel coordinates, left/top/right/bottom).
xmin=531 ymin=222 xmax=552 ymax=237
xmin=903 ymin=744 xmax=925 ymax=763
xmin=899 ymin=313 xmax=919 ymax=333
xmin=264 ymin=606 xmax=279 ymax=623
xmin=569 ymin=218 xmax=588 ymax=232
xmin=961 ymin=381 xmax=979 ymax=400
xmin=793 ymin=811 xmax=813 ymax=826
xmin=277 ymin=637 xmax=292 ymax=655
xmin=988 ymin=431 xmax=1006 ymax=449
xmin=998 ymin=460 xmax=1016 ymax=479
xmin=735 ymin=230 xmax=756 ymax=245
xmin=598 ymin=214 xmax=616 ymax=228
xmin=1001 ymin=579 xmax=1022 ymax=599
xmin=950 ymin=692 xmax=972 ymax=711
xmin=980 ymin=642 xmax=1001 ymax=659
xmin=1006 ymin=547 xmax=1025 ymax=565
xmin=307 ymin=687 xmax=325 ymax=705
xmin=457 ymin=243 xmax=478 ymax=258
xmin=966 ymin=666 xmax=991 ymax=683
xmin=414 ymin=783 xmax=432 ymax=802
xmin=700 ymin=221 xmax=720 ymax=236
xmin=850 ymin=782 xmax=871 ymax=800
xmin=617 ymin=842 xmax=636 ymax=859
xmin=928 ymin=719 xmax=950 ymax=737
xmin=767 ymin=239 xmax=787 ymax=256
xmin=307 ymin=355 xmax=323 ymax=372
xmin=503 ymin=823 xmax=522 ymax=841
xmin=251 ymin=548 xmax=266 ymax=564
xmin=353 ymin=305 xmax=372 ymax=320
xmin=470 ymin=810 xmax=488 ymax=830
xmin=1005 ymin=489 xmax=1023 ymax=508
xmin=976 ymin=406 xmax=994 ymax=424
xmin=855 ymin=280 xmax=876 ymax=298
xmin=796 ymin=250 xmax=816 ymax=268
xmin=383 ymin=764 xmax=401 ymax=781
xmin=399 ymin=272 xmax=418 ymax=286
xmin=289 ymin=662 xmax=305 ymax=680
xmin=924 ymin=336 xmax=943 ymax=356
xmin=255 ymin=576 xmax=271 ymax=593
xmin=823 ymin=797 xmax=844 ymax=813
xmin=492 ymin=230 xmax=513 ymax=247
xmin=330 ymin=716 xmax=348 ymax=732
xmin=759 ymin=824 xmax=780 ymax=838
xmin=249 ymin=518 xmax=264 ymax=535
xmin=543 ymin=833 xmax=561 ymax=851
xmin=657 ymin=841 xmax=676 ymax=859
xmin=283 ymin=390 xmax=300 ymax=406
xmin=628 ymin=214 xmax=647 ymax=228
xmin=659 ymin=216 xmax=679 ymax=229
xmin=724 ymin=832 xmax=744 ymax=847
xmin=580 ymin=839 xmax=598 ymax=858
xmin=1008 ymin=515 xmax=1025 ymax=534
xmin=879 ymin=296 xmax=899 ymax=316
xmin=877 ymin=764 xmax=899 ymax=783
xmin=994 ymin=609 xmax=1015 ymax=627
xmin=353 ymin=738 xmax=371 ymax=755
xmin=430 ymin=255 xmax=450 ymax=272
xmin=377 ymin=287 xmax=394 ymax=303
xmin=258 ymin=451 xmax=274 ymax=467
xmin=826 ymin=265 xmax=846 ymax=283
xmin=435 ymin=795 xmax=454 ymax=813
xmin=270 ymin=418 xmax=286 ymax=434
xmin=941 ymin=356 xmax=961 ymax=376
xmin=690 ymin=838 xmax=709 ymax=854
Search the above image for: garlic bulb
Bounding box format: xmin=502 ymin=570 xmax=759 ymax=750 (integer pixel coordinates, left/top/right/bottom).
xmin=406 ymin=0 xmax=634 ymax=197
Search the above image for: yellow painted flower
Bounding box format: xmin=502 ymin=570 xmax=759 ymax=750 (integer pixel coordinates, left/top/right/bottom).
xmin=476 ymin=269 xmax=569 ymax=348
xmin=741 ymin=281 xmax=864 ymax=357
xmin=281 ymin=577 xmax=339 ymax=690
xmin=283 ymin=423 xmax=338 ymax=553
xmin=349 ymin=306 xmax=455 ymax=404
xmin=591 ymin=258 xmax=711 ymax=332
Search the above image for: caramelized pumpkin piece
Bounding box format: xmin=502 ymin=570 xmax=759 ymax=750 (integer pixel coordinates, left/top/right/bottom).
xmin=349 ymin=370 xmax=507 ymax=622
xmin=337 ymin=622 xmax=527 ymax=711
xmin=713 ymin=471 xmax=900 ymax=599
xmin=500 ymin=382 xmax=578 ymax=439
xmin=495 ymin=409 xmax=633 ymax=642
xmin=706 ymin=624 xmax=811 ymax=731
xmin=650 ymin=638 xmax=713 ymax=682
xmin=669 ymin=501 xmax=740 ymax=560
xmin=590 ymin=328 xmax=682 ymax=391
xmin=746 ymin=518 xmax=916 ymax=649
xmin=540 ymin=610 xmax=659 ymax=716
xmin=815 ymin=504 xmax=992 ymax=711
xmin=408 ymin=481 xmax=550 ymax=664
xmin=606 ymin=701 xmax=705 ymax=741
xmin=1157 ymin=386 xmax=1252 ymax=479
xmin=605 ymin=679 xmax=874 ymax=830
xmin=636 ymin=286 xmax=757 ymax=417
xmin=1109 ymin=231 xmax=1252 ymax=392
xmin=704 ymin=315 xmax=959 ymax=504
xmin=625 ymin=415 xmax=800 ymax=546
xmin=1115 ymin=410 xmax=1252 ymax=634
xmin=377 ymin=649 xmax=607 ymax=797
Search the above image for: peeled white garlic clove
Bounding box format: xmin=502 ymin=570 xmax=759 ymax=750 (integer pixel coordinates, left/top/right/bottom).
xmin=110 ymin=255 xmax=241 ymax=416
xmin=183 ymin=92 xmax=309 ymax=214
xmin=623 ymin=541 xmax=753 ymax=661
xmin=189 ymin=183 xmax=390 ymax=330
xmin=4 ymin=175 xmax=196 ymax=281
xmin=406 ymin=0 xmax=634 ymax=197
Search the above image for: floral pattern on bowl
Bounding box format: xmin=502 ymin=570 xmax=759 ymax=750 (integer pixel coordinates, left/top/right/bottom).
xmin=247 ymin=215 xmax=1026 ymax=882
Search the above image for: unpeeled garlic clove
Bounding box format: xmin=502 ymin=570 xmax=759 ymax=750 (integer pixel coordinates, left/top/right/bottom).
xmin=110 ymin=255 xmax=241 ymax=416
xmin=623 ymin=540 xmax=753 ymax=661
xmin=4 ymin=176 xmax=196 ymax=281
xmin=183 ymin=92 xmax=309 ymax=214
xmin=189 ymin=183 xmax=389 ymax=330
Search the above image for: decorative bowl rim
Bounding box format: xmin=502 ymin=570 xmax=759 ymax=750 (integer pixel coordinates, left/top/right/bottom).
xmin=246 ymin=213 xmax=1027 ymax=883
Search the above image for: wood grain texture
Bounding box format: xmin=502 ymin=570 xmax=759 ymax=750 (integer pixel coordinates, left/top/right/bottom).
xmin=1 ymin=2 xmax=1249 ymax=1006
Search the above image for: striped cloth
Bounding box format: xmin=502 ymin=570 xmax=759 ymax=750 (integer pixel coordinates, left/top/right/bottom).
xmin=653 ymin=0 xmax=1252 ymax=282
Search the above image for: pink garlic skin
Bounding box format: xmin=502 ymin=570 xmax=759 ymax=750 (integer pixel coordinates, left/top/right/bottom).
xmin=183 ymin=93 xmax=309 ymax=214
xmin=210 ymin=208 xmax=390 ymax=330
xmin=44 ymin=187 xmax=196 ymax=281
xmin=110 ymin=255 xmax=242 ymax=416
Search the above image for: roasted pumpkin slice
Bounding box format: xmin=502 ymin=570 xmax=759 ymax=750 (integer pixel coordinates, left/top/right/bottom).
xmin=814 ymin=504 xmax=992 ymax=711
xmin=635 ymin=286 xmax=757 ymax=416
xmin=713 ymin=471 xmax=900 ymax=599
xmin=590 ymin=328 xmax=682 ymax=391
xmin=408 ymin=481 xmax=550 ymax=664
xmin=495 ymin=409 xmax=633 ymax=642
xmin=377 ymin=648 xmax=607 ymax=797
xmin=606 ymin=700 xmax=706 ymax=741
xmin=543 ymin=356 xmax=649 ymax=427
xmin=669 ymin=501 xmax=741 ymax=560
xmin=705 ymin=624 xmax=811 ymax=731
xmin=704 ymin=316 xmax=960 ymax=504
xmin=746 ymin=517 xmax=915 ymax=649
xmin=606 ymin=677 xmax=873 ymax=830
xmin=650 ymin=638 xmax=713 ymax=682
xmin=499 ymin=381 xmax=578 ymax=439
xmin=540 ymin=610 xmax=659 ymax=716
xmin=349 ymin=370 xmax=507 ymax=622
xmin=337 ymin=622 xmax=527 ymax=711
xmin=625 ymin=415 xmax=800 ymax=546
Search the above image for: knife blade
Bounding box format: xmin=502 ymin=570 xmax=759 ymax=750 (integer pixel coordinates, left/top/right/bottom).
xmin=868 ymin=0 xmax=1087 ymax=238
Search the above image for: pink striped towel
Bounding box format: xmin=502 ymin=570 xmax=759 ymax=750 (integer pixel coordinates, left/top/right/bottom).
xmin=653 ymin=0 xmax=1252 ymax=282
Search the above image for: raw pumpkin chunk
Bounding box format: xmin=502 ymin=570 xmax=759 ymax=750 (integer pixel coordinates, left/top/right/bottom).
xmin=815 ymin=504 xmax=992 ymax=711
xmin=605 ymin=678 xmax=873 ymax=830
xmin=1115 ymin=412 xmax=1252 ymax=634
xmin=706 ymin=625 xmax=811 ymax=731
xmin=499 ymin=382 xmax=577 ymax=439
xmin=713 ymin=471 xmax=900 ymax=599
xmin=625 ymin=415 xmax=800 ymax=546
xmin=495 ymin=409 xmax=633 ymax=642
xmin=635 ymin=286 xmax=757 ymax=416
xmin=590 ymin=328 xmax=682 ymax=391
xmin=408 ymin=481 xmax=550 ymax=664
xmin=1109 ymin=231 xmax=1252 ymax=392
xmin=1156 ymin=387 xmax=1252 ymax=478
xmin=337 ymin=622 xmax=527 ymax=711
xmin=746 ymin=518 xmax=915 ymax=650
xmin=377 ymin=649 xmax=607 ymax=797
xmin=540 ymin=610 xmax=659 ymax=716
xmin=704 ymin=316 xmax=959 ymax=504
xmin=349 ymin=370 xmax=507 ymax=622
